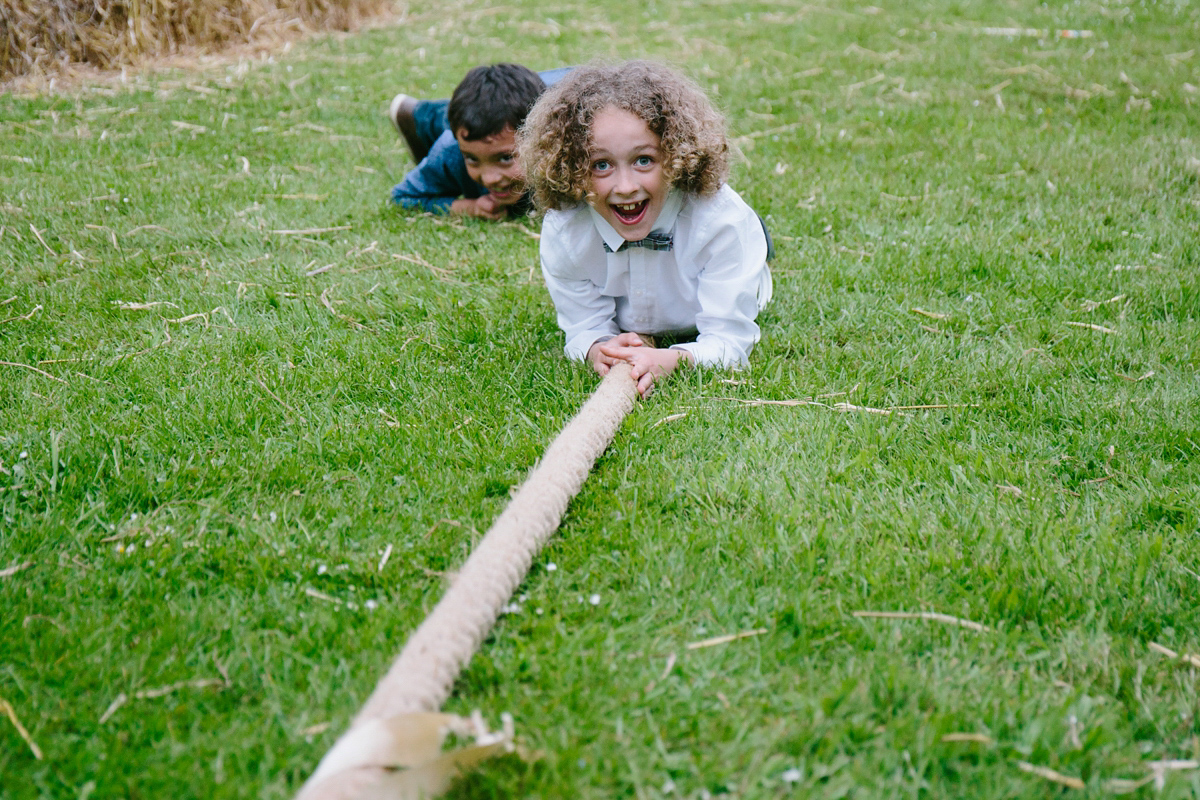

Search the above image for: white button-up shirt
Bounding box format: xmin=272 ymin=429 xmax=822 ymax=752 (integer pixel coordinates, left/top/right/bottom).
xmin=539 ymin=185 xmax=773 ymax=368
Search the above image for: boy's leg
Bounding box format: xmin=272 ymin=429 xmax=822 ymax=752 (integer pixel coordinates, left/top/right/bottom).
xmin=412 ymin=99 xmax=450 ymax=148
xmin=388 ymin=95 xmax=451 ymax=164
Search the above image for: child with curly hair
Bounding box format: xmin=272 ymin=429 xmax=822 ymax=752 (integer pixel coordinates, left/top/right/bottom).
xmin=519 ymin=60 xmax=773 ymax=397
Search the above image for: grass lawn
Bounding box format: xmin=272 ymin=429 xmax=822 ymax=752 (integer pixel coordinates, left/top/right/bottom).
xmin=2 ymin=0 xmax=1199 ymax=796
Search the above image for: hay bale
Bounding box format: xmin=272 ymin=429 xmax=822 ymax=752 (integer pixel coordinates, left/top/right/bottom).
xmin=0 ymin=0 xmax=395 ymax=84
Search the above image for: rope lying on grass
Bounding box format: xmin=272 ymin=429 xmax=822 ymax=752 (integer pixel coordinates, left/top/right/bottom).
xmin=296 ymin=363 xmax=638 ymax=800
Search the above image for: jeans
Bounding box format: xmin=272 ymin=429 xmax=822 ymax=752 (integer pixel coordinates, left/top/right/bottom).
xmin=411 ymin=99 xmax=451 ymax=154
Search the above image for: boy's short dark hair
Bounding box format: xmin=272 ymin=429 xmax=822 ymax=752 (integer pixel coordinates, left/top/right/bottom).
xmin=447 ymin=63 xmax=546 ymax=141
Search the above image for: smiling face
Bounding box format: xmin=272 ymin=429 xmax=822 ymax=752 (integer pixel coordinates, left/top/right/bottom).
xmin=456 ymin=125 xmax=525 ymax=208
xmin=586 ymin=106 xmax=669 ymax=241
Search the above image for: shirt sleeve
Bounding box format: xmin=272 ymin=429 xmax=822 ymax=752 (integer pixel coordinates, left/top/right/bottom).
xmin=539 ymin=213 xmax=620 ymax=360
xmin=390 ymin=131 xmax=481 ymax=214
xmin=670 ymin=200 xmax=769 ymax=368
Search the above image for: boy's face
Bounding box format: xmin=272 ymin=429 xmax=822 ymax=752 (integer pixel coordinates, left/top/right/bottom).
xmin=586 ymin=106 xmax=668 ymax=242
xmin=456 ymin=126 xmax=525 ymax=209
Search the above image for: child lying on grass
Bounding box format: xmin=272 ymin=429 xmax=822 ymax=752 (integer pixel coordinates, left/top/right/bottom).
xmin=519 ymin=60 xmax=774 ymax=397
xmin=388 ymin=63 xmax=571 ymax=220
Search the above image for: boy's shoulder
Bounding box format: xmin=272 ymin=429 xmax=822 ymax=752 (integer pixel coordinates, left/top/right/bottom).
xmin=422 ymin=130 xmax=467 ymax=173
xmin=679 ymin=183 xmax=752 ymax=220
xmin=542 ymin=203 xmax=596 ymax=239
xmin=394 ymin=129 xmax=482 ymax=203
xmin=675 ymin=184 xmax=758 ymax=238
xmin=540 ymin=204 xmax=603 ymax=267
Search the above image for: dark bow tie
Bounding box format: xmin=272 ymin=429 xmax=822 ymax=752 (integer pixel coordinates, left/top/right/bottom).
xmin=603 ymin=231 xmax=674 ymax=253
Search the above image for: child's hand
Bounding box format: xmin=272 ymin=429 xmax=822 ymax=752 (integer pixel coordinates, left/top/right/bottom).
xmin=596 ymin=334 xmax=688 ymax=398
xmin=450 ymin=195 xmax=507 ymax=221
xmin=586 ymin=332 xmax=644 ymax=376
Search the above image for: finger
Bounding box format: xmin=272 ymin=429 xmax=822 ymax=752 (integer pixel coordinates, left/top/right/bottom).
xmin=616 ymin=332 xmax=644 ymax=346
xmin=637 ymin=372 xmax=655 ymax=398
xmin=603 ymin=345 xmax=642 ymax=359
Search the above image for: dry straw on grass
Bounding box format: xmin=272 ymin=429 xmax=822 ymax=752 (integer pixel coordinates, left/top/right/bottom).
xmin=0 ymin=697 xmax=42 ymax=760
xmin=0 ymin=0 xmax=396 ymax=85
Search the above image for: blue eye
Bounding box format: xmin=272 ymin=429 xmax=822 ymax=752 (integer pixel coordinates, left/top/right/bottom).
xmin=592 ymin=159 xmax=611 ymax=172
xmin=635 ymin=155 xmax=654 ymax=167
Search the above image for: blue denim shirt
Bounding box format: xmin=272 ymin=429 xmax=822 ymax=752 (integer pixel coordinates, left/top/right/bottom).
xmin=390 ymin=130 xmax=483 ymax=214
xmin=391 ymin=67 xmax=573 ymax=214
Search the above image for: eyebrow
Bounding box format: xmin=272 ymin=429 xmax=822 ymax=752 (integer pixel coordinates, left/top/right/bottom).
xmin=590 ymin=144 xmax=659 ymax=159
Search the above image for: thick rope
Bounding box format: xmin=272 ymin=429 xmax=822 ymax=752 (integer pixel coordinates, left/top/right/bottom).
xmin=296 ymin=363 xmax=637 ymax=800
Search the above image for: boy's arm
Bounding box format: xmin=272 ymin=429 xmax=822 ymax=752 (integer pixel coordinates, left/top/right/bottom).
xmin=449 ymin=194 xmax=507 ymax=220
xmin=540 ymin=236 xmax=621 ymax=360
xmin=670 ymin=207 xmax=771 ymax=368
xmin=390 ymin=131 xmax=483 ymax=214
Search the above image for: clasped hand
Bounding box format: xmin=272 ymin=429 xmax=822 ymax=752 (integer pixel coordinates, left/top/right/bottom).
xmin=450 ymin=194 xmax=506 ymax=221
xmin=587 ymin=332 xmax=689 ymax=398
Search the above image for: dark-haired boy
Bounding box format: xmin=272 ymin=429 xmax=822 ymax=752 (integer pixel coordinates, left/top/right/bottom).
xmin=389 ymin=64 xmax=571 ymax=220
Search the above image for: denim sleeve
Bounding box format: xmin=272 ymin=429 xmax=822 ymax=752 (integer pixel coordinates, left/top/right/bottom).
xmin=390 ymin=131 xmax=482 ymax=214
xmin=537 ymin=67 xmax=575 ymax=87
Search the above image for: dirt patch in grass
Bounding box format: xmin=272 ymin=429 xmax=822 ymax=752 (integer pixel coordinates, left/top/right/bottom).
xmin=0 ymin=0 xmax=399 ymax=89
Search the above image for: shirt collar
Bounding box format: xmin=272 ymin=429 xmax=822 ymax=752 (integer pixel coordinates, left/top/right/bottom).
xmin=588 ymin=190 xmax=683 ymax=255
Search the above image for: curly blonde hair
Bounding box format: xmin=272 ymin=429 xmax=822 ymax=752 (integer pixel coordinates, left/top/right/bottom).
xmin=518 ymin=60 xmax=729 ymax=211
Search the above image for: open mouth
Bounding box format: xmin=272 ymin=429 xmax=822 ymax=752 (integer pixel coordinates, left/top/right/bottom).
xmin=488 ymin=179 xmax=522 ymax=200
xmin=611 ymin=200 xmax=648 ymax=226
